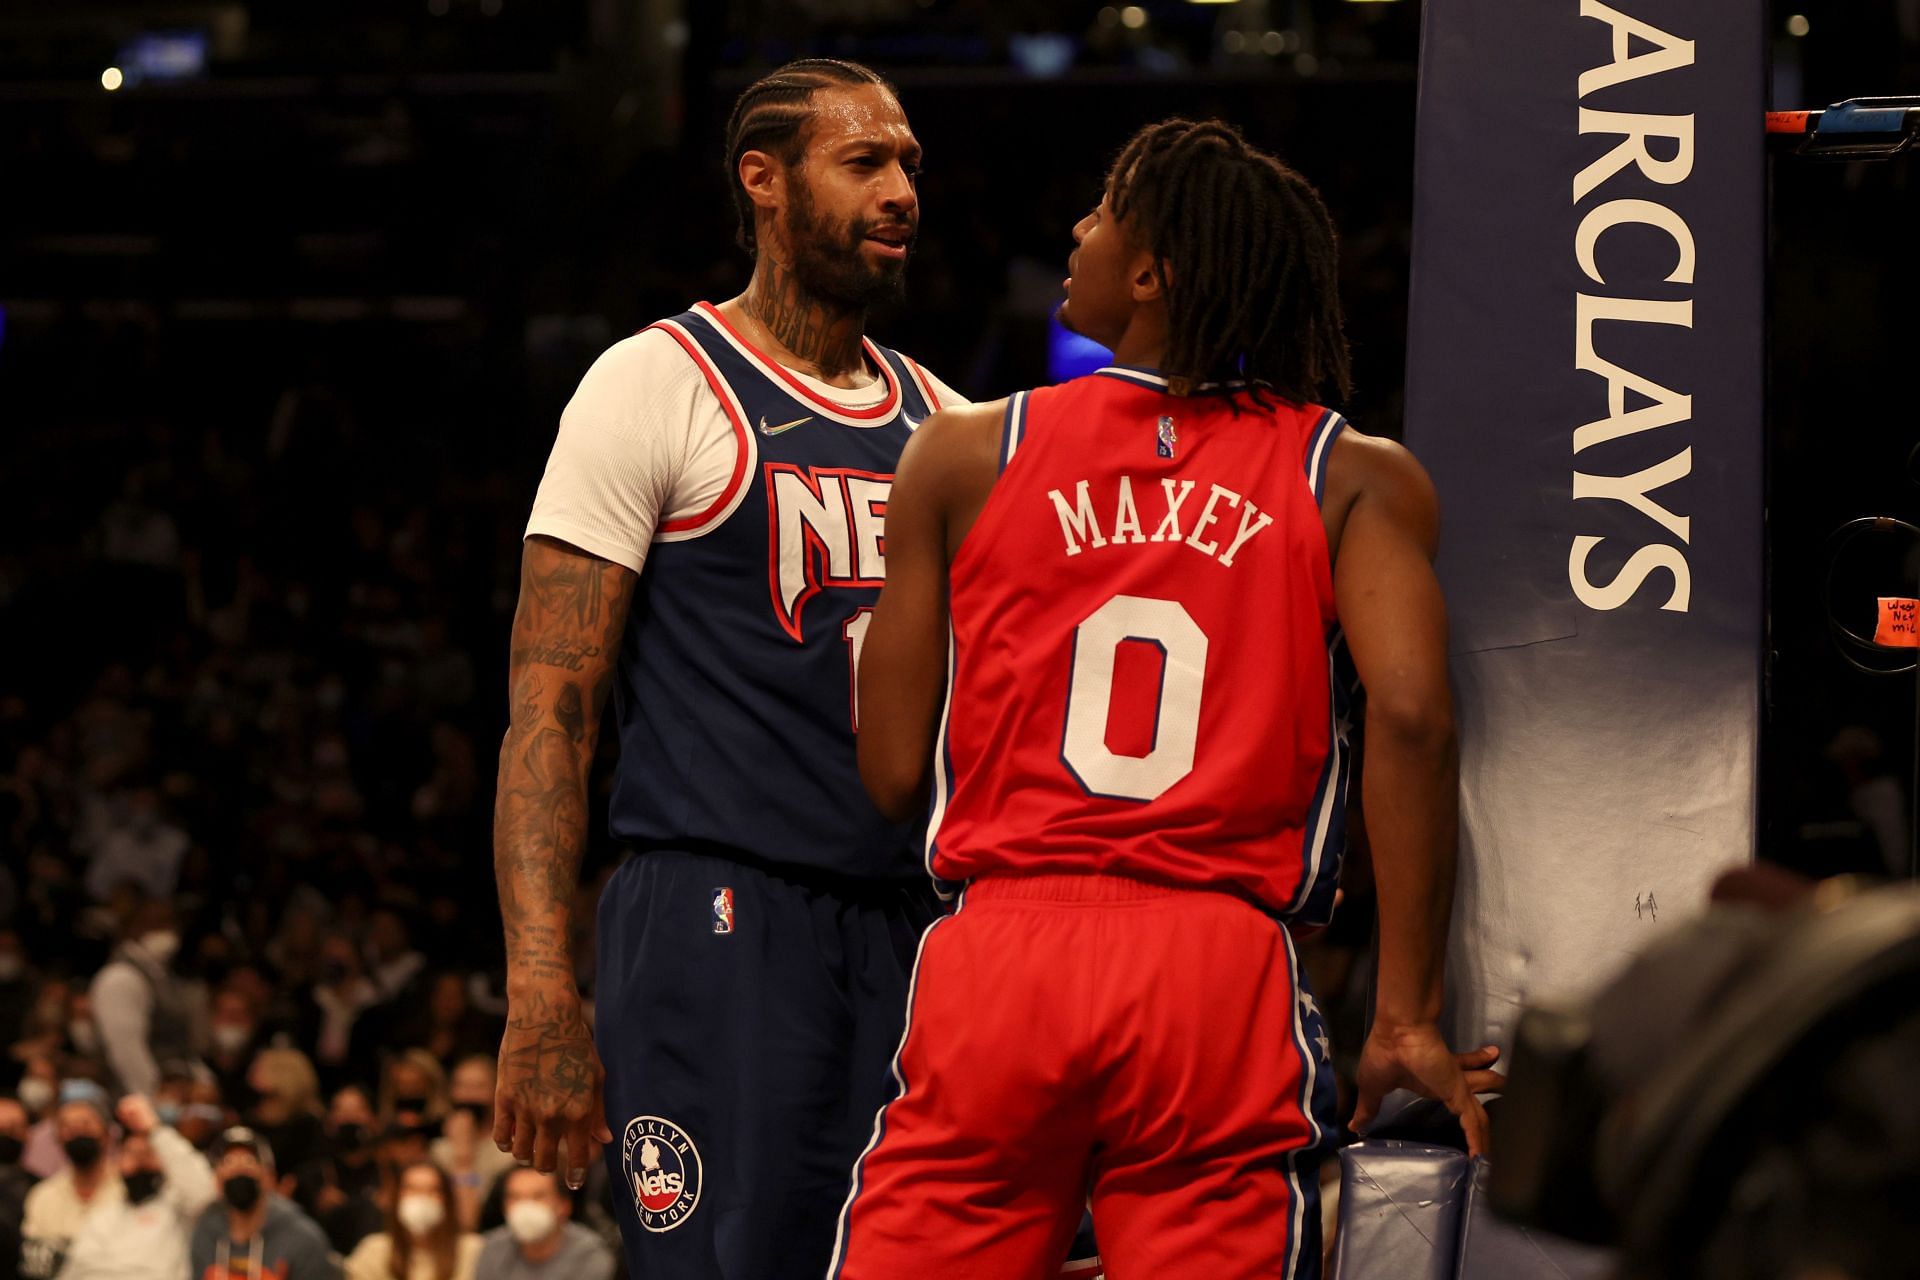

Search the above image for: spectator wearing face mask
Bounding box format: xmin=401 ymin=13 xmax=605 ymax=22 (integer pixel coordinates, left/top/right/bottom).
xmin=246 ymin=1048 xmax=326 ymax=1178
xmin=377 ymin=1051 xmax=446 ymax=1141
xmin=293 ymin=1085 xmax=385 ymax=1255
xmin=0 ymin=1096 xmax=38 ymax=1279
xmin=188 ymin=1126 xmax=337 ymax=1280
xmin=56 ymin=1093 xmax=217 ymax=1279
xmin=473 ymin=1168 xmax=612 ymax=1280
xmin=19 ymin=1098 xmax=118 ymax=1279
xmin=15 ymin=1060 xmax=64 ymax=1178
xmin=304 ymin=933 xmax=380 ymax=1090
xmin=204 ymin=989 xmax=264 ymax=1105
xmin=429 ymin=1057 xmax=512 ymax=1232
xmin=88 ymin=900 xmax=196 ymax=1097
xmin=345 ymin=1161 xmax=480 ymax=1280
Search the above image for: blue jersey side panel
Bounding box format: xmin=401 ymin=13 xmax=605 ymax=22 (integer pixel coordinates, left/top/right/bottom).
xmin=606 ymin=307 xmax=936 ymax=880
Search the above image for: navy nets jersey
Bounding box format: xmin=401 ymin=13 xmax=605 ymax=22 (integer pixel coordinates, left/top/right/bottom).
xmin=599 ymin=303 xmax=945 ymax=880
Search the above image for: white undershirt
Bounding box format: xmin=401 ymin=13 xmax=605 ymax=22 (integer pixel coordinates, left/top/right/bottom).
xmin=525 ymin=326 xmax=965 ymax=573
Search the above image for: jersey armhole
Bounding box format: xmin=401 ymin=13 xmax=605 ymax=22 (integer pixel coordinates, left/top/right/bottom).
xmin=646 ymin=319 xmax=760 ymax=541
xmin=1302 ymin=409 xmax=1347 ymax=507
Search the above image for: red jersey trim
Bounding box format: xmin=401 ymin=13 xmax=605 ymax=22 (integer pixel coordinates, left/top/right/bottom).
xmin=902 ymin=357 xmax=943 ymax=411
xmin=646 ymin=320 xmax=757 ymax=538
xmin=692 ymin=301 xmax=902 ymax=423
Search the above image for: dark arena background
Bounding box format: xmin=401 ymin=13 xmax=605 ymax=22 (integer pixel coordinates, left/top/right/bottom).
xmin=1 ymin=2 xmax=1918 ymax=1277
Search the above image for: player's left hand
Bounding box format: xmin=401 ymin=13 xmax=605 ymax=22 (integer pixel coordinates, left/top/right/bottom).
xmin=1349 ymin=1021 xmax=1502 ymax=1157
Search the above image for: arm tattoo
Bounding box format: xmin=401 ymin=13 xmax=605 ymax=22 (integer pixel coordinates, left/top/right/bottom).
xmin=495 ymin=542 xmax=633 ymax=988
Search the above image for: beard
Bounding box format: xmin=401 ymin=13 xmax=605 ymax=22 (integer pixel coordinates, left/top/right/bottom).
xmin=786 ymin=180 xmax=913 ymax=309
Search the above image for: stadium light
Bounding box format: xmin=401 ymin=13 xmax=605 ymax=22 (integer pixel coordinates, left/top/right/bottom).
xmin=101 ymin=66 xmax=124 ymax=91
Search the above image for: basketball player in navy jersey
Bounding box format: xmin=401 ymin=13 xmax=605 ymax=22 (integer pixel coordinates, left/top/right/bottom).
xmin=489 ymin=60 xmax=989 ymax=1280
xmin=838 ymin=119 xmax=1500 ymax=1276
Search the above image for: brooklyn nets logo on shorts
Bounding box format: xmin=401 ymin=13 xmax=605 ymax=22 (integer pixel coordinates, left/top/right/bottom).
xmin=622 ymin=1114 xmax=703 ymax=1233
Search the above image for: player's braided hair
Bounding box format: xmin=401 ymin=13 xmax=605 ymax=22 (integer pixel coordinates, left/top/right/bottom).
xmin=1108 ymin=118 xmax=1352 ymax=408
xmin=723 ymin=58 xmax=894 ymax=255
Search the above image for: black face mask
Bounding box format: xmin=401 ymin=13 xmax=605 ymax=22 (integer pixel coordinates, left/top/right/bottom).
xmin=223 ymin=1174 xmax=262 ymax=1212
xmin=0 ymin=1135 xmax=23 ymax=1165
xmin=125 ymin=1169 xmax=164 ymax=1204
xmin=392 ymin=1095 xmax=431 ymax=1115
xmin=63 ymin=1135 xmax=103 ymax=1170
xmin=334 ymin=1123 xmax=369 ymax=1151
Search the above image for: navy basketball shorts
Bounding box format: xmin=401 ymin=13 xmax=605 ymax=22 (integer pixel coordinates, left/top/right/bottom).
xmin=595 ymin=847 xmax=941 ymax=1280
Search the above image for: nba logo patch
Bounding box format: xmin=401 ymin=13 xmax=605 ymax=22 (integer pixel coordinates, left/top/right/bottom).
xmin=1156 ymin=415 xmax=1177 ymax=459
xmin=711 ymin=887 xmax=734 ymax=935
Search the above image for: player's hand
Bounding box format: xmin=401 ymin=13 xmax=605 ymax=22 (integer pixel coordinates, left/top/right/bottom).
xmin=1349 ymin=1021 xmax=1502 ymax=1157
xmin=117 ymin=1093 xmax=159 ymax=1136
xmin=495 ymin=984 xmax=613 ymax=1190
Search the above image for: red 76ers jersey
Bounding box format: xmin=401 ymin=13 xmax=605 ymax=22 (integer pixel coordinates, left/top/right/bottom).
xmin=929 ymin=366 xmax=1353 ymax=920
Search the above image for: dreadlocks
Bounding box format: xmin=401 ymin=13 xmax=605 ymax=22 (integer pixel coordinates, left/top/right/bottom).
xmin=1108 ymin=118 xmax=1352 ymax=407
xmin=723 ymin=59 xmax=894 ymax=255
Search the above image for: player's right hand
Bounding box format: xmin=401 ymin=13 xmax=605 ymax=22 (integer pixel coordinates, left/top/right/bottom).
xmin=495 ymin=984 xmax=614 ymax=1190
xmin=1349 ymin=1021 xmax=1502 ymax=1157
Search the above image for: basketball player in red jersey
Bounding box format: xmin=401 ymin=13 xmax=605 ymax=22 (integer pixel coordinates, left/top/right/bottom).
xmin=830 ymin=119 xmax=1501 ymax=1278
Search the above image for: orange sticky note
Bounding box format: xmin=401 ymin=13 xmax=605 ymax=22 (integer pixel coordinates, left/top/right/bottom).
xmin=1874 ymin=597 xmax=1920 ymax=647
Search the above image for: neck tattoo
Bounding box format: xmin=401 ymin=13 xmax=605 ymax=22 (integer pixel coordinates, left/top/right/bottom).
xmin=741 ymin=257 xmax=866 ymax=381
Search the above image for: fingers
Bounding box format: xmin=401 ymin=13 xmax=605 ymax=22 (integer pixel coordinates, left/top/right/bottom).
xmin=1350 ymin=1084 xmax=1381 ymax=1138
xmin=1460 ymin=1069 xmax=1506 ymax=1094
xmin=1456 ymin=1093 xmax=1492 ymax=1158
xmin=1454 ymin=1045 xmax=1500 ymax=1070
xmin=492 ymin=1088 xmax=516 ymax=1154
xmin=562 ymin=1116 xmax=602 ymax=1190
xmin=531 ymin=1117 xmax=561 ymax=1174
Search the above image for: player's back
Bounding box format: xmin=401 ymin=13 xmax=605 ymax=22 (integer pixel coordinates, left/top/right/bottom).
xmin=932 ymin=364 xmax=1351 ymax=919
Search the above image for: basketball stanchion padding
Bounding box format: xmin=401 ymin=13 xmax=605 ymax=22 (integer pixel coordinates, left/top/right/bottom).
xmin=1453 ymin=1158 xmax=1616 ymax=1280
xmin=1328 ymin=1140 xmax=1470 ymax=1280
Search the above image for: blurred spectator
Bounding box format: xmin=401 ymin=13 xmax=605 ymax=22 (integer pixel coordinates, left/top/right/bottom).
xmin=473 ymin=1167 xmax=613 ymax=1280
xmin=430 ymin=1056 xmax=513 ymax=1232
xmin=58 ymin=1094 xmax=217 ymax=1280
xmin=12 ymin=981 xmax=70 ymax=1069
xmin=206 ymin=987 xmax=267 ymax=1103
xmin=16 ymin=1059 xmax=61 ymax=1176
xmin=1826 ymin=725 xmax=1911 ymax=877
xmin=0 ymin=1096 xmax=36 ymax=1279
xmin=412 ymin=977 xmax=499 ymax=1070
xmin=378 ymin=1051 xmax=448 ymax=1138
xmin=246 ymin=1048 xmax=327 ymax=1180
xmin=344 ymin=1160 xmax=481 ymax=1280
xmin=365 ymin=910 xmax=428 ymax=1025
xmin=0 ymin=931 xmax=34 ymax=1050
xmin=82 ymin=785 xmax=190 ymax=905
xmin=293 ymin=1085 xmax=385 ymax=1256
xmin=188 ymin=1126 xmax=337 ymax=1280
xmin=306 ymin=933 xmax=381 ymax=1088
xmin=89 ymin=898 xmax=195 ymax=1096
xmin=19 ymin=1098 xmax=118 ymax=1279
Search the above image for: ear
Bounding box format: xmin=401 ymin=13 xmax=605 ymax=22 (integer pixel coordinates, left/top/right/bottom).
xmin=1129 ymin=252 xmax=1167 ymax=304
xmin=737 ymin=149 xmax=785 ymax=217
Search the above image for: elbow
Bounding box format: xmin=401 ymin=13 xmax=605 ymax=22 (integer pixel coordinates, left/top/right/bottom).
xmin=858 ymin=741 xmax=930 ymax=823
xmin=1364 ymin=693 xmax=1456 ymax=757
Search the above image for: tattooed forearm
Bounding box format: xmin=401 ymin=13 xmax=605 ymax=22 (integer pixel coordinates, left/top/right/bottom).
xmin=741 ymin=256 xmax=867 ymax=379
xmin=495 ymin=538 xmax=635 ymax=994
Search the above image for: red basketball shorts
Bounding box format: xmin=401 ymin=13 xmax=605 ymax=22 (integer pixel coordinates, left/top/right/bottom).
xmin=829 ymin=873 xmax=1339 ymax=1280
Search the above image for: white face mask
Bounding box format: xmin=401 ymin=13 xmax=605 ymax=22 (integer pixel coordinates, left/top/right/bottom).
xmin=141 ymin=932 xmax=181 ymax=963
xmin=396 ymin=1194 xmax=445 ymax=1237
xmin=211 ymin=1024 xmax=252 ymax=1055
xmin=17 ymin=1079 xmax=53 ymax=1114
xmin=505 ymin=1201 xmax=559 ymax=1245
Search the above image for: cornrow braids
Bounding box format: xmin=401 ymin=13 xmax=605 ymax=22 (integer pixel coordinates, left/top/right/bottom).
xmin=1108 ymin=118 xmax=1352 ymax=409
xmin=723 ymin=58 xmax=894 ymax=255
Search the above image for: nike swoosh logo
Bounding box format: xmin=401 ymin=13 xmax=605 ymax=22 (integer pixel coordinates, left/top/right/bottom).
xmin=759 ymin=415 xmax=812 ymax=436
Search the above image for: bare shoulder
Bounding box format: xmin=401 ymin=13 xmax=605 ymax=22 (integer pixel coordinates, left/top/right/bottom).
xmin=899 ymin=398 xmax=1009 ymax=477
xmin=1323 ymin=426 xmax=1440 ymax=557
